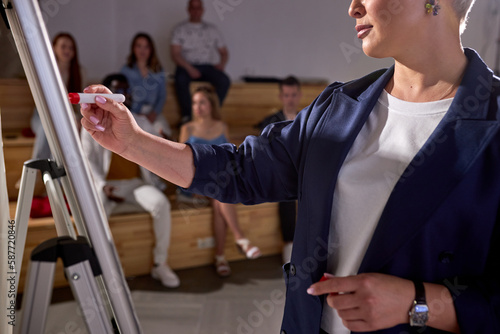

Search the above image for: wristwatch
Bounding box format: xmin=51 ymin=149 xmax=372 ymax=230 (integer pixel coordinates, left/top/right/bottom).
xmin=409 ymin=281 xmax=429 ymax=327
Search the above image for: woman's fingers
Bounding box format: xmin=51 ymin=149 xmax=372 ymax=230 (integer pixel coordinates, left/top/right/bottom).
xmin=81 ymin=116 xmax=104 ymax=133
xmin=80 ymin=93 xmax=128 ymax=129
xmin=93 ymin=93 xmax=130 ymax=122
xmin=79 ymin=86 xmax=140 ymax=155
xmin=83 ymin=84 xmax=112 ymax=94
xmin=80 ymin=103 xmax=105 ymax=130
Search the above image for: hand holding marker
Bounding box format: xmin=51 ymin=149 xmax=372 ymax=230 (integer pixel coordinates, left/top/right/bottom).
xmin=70 ymin=93 xmax=125 ymax=131
xmin=68 ymin=93 xmax=125 ymax=104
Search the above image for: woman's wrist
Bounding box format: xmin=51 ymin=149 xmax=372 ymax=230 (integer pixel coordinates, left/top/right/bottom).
xmin=423 ymin=283 xmax=460 ymax=333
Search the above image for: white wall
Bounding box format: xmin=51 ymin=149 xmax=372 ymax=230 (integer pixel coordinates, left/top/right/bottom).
xmin=39 ymin=0 xmax=500 ymax=85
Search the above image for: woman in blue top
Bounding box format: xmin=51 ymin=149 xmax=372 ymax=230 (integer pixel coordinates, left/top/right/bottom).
xmin=121 ymin=33 xmax=171 ymax=138
xmin=178 ymin=86 xmax=261 ymax=277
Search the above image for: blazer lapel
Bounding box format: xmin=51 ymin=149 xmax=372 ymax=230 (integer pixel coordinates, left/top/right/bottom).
xmin=302 ymin=69 xmax=393 ymax=264
xmin=359 ymin=52 xmax=500 ymax=273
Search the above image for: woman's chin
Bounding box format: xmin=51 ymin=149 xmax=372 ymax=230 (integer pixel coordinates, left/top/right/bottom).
xmin=362 ymin=44 xmax=389 ymax=60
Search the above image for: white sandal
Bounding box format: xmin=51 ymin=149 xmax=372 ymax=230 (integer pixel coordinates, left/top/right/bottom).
xmin=215 ymin=255 xmax=231 ymax=277
xmin=236 ymin=238 xmax=261 ymax=259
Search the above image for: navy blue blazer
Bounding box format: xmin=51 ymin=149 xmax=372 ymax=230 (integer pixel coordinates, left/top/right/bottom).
xmin=187 ymin=48 xmax=500 ymax=333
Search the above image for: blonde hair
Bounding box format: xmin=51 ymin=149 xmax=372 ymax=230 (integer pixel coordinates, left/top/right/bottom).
xmin=193 ymin=86 xmax=221 ymax=120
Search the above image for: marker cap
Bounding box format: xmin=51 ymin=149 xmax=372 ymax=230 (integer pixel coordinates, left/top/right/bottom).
xmin=68 ymin=93 xmax=81 ymax=104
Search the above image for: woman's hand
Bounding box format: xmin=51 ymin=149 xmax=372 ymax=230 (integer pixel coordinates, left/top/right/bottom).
xmin=187 ymin=66 xmax=202 ymax=79
xmin=307 ymin=273 xmax=414 ymax=332
xmin=103 ymin=185 xmax=124 ymax=203
xmin=214 ymin=63 xmax=225 ymax=71
xmin=81 ymin=84 xmax=195 ymax=189
xmin=80 ymin=85 xmax=142 ymax=156
xmin=146 ymin=111 xmax=158 ymax=124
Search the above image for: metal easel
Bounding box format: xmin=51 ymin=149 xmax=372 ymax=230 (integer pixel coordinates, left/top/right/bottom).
xmin=1 ymin=0 xmax=142 ymax=333
xmin=1 ymin=113 xmax=15 ymax=334
xmin=14 ymin=159 xmax=114 ymax=333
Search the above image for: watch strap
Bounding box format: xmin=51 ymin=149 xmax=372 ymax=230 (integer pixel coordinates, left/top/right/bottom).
xmin=413 ymin=281 xmax=426 ymax=304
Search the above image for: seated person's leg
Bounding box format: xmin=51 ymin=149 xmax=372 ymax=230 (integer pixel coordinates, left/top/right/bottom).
xmin=132 ymin=113 xmax=172 ymax=140
xmin=174 ymin=66 xmax=194 ymax=122
xmin=216 ymin=201 xmax=261 ymax=259
xmin=198 ymin=65 xmax=231 ymax=105
xmin=154 ymin=114 xmax=173 ymax=139
xmin=211 ymin=199 xmax=231 ymax=277
xmin=132 ymin=181 xmax=180 ymax=288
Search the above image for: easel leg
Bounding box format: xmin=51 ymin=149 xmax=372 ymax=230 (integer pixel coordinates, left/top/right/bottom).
xmin=18 ymin=261 xmax=56 ymax=334
xmin=14 ymin=159 xmax=76 ymax=290
xmin=18 ymin=237 xmax=115 ymax=334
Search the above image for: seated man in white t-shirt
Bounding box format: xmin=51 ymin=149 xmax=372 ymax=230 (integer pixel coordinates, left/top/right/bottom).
xmin=170 ymin=0 xmax=231 ymax=124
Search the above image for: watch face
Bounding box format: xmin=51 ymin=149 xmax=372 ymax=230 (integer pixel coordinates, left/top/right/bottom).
xmin=410 ymin=304 xmax=429 ymax=326
xmin=415 ymin=305 xmax=429 ymax=313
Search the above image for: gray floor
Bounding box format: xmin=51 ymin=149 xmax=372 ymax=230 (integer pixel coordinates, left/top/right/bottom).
xmin=42 ymin=255 xmax=286 ymax=333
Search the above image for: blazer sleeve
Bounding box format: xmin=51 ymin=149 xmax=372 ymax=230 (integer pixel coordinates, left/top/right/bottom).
xmin=185 ymin=82 xmax=341 ymax=205
xmin=186 ymin=123 xmax=298 ymax=204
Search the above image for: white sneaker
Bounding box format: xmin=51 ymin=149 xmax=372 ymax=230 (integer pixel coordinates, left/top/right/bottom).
xmin=282 ymin=242 xmax=293 ymax=264
xmin=151 ymin=264 xmax=180 ymax=288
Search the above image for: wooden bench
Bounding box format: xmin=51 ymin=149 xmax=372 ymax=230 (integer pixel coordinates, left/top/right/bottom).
xmin=1 ymin=78 xmax=327 ymax=291
xmin=10 ymin=200 xmax=282 ymax=292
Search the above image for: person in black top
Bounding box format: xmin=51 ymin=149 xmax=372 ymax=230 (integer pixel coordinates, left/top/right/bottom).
xmin=257 ymin=76 xmax=302 ymax=264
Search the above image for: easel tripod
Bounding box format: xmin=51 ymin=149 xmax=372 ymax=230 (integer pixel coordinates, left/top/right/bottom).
xmin=15 ymin=159 xmax=116 ymax=333
xmin=1 ymin=0 xmax=143 ymax=333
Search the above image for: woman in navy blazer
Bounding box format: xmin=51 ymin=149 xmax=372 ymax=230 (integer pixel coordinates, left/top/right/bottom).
xmin=81 ymin=0 xmax=499 ymax=332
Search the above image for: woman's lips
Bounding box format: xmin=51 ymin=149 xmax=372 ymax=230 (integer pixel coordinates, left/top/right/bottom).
xmin=355 ymin=25 xmax=373 ymax=38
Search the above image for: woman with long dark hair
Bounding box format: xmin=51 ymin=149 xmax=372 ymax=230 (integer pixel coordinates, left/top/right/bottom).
xmin=120 ymin=32 xmax=171 ymax=139
xmin=30 ymin=32 xmax=84 ymax=160
xmin=52 ymin=32 xmax=82 ymax=93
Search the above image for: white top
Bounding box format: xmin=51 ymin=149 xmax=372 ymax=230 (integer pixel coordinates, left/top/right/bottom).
xmin=321 ymin=90 xmax=452 ymax=333
xmin=171 ymin=21 xmax=226 ymax=65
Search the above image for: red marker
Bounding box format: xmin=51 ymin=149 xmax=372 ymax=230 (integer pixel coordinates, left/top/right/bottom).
xmin=68 ymin=93 xmax=125 ymax=104
xmin=320 ymin=274 xmax=330 ymax=282
xmin=319 ymin=273 xmax=339 ymax=296
xmin=320 ymin=273 xmax=336 ymax=282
